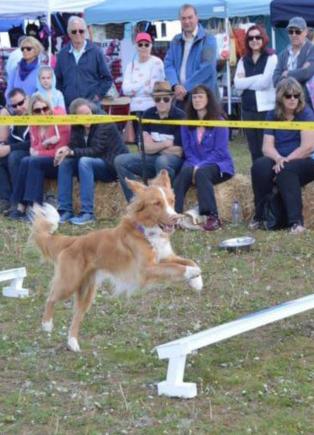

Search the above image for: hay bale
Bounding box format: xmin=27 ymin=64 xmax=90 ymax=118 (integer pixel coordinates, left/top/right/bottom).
xmin=44 ymin=179 xmax=127 ymax=219
xmin=184 ymin=174 xmax=254 ymax=223
xmin=45 ymin=174 xmax=255 ymax=222
xmin=44 ymin=177 xmax=314 ymax=228
xmin=303 ymin=182 xmax=314 ymax=229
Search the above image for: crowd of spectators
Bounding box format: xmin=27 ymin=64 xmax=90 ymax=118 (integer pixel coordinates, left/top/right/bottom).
xmin=1 ymin=6 xmax=314 ymax=233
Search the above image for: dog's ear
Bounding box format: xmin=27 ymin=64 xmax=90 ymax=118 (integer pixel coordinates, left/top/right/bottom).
xmin=153 ymin=169 xmax=171 ymax=188
xmin=125 ymin=178 xmax=147 ymax=194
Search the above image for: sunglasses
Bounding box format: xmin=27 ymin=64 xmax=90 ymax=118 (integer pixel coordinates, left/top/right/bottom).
xmin=11 ymin=98 xmax=25 ymax=109
xmin=154 ymin=96 xmax=171 ymax=103
xmin=32 ymin=106 xmax=50 ymax=114
xmin=288 ymin=29 xmax=302 ymax=35
xmin=248 ymin=35 xmax=263 ymax=41
xmin=137 ymin=42 xmax=150 ymax=48
xmin=284 ymin=93 xmax=301 ymax=99
xmin=21 ymin=46 xmax=33 ymax=52
xmin=71 ymin=29 xmax=85 ymax=35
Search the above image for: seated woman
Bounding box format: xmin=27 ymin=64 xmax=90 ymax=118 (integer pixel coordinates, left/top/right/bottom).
xmin=54 ymin=98 xmax=129 ymax=225
xmin=174 ymin=85 xmax=235 ymax=231
xmin=250 ymin=77 xmax=314 ymax=234
xmin=9 ymin=94 xmax=70 ymax=220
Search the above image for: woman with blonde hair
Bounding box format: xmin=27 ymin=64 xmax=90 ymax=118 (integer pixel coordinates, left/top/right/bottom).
xmin=8 ymin=93 xmax=70 ymax=220
xmin=250 ymin=77 xmax=314 ymax=234
xmin=5 ymin=36 xmax=43 ymax=101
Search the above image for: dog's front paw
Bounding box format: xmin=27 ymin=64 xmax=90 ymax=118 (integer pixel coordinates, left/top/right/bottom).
xmin=189 ymin=275 xmax=203 ymax=291
xmin=184 ymin=265 xmax=201 ymax=281
xmin=42 ymin=319 xmax=53 ymax=333
xmin=67 ymin=336 xmax=81 ymax=352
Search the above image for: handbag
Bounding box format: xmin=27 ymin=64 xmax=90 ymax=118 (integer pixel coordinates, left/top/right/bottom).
xmin=122 ymin=120 xmax=136 ymax=144
xmin=263 ymin=191 xmax=287 ymax=230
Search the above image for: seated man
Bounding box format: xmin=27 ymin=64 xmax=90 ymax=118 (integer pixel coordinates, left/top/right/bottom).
xmin=114 ymin=81 xmax=185 ymax=202
xmin=0 ymin=88 xmax=30 ymax=213
xmin=54 ymin=98 xmax=129 ymax=225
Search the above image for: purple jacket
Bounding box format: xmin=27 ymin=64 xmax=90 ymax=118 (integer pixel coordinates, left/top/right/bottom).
xmin=180 ymin=125 xmax=234 ymax=176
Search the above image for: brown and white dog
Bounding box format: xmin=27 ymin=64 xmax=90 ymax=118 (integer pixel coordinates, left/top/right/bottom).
xmin=30 ymin=170 xmax=203 ymax=352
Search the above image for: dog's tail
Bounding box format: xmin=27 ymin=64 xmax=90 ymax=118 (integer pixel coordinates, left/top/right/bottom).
xmin=29 ymin=203 xmax=69 ymax=262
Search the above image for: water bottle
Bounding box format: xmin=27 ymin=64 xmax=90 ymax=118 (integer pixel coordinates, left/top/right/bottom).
xmin=231 ymin=200 xmax=242 ymax=226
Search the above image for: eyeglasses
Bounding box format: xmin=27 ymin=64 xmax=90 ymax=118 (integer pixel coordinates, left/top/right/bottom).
xmin=284 ymin=93 xmax=301 ymax=99
xmin=137 ymin=42 xmax=150 ymax=48
xmin=288 ymin=29 xmax=302 ymax=35
xmin=248 ymin=35 xmax=263 ymax=41
xmin=71 ymin=29 xmax=85 ymax=35
xmin=154 ymin=96 xmax=171 ymax=103
xmin=11 ymin=98 xmax=25 ymax=109
xmin=32 ymin=106 xmax=50 ymax=114
xmin=21 ymin=46 xmax=33 ymax=52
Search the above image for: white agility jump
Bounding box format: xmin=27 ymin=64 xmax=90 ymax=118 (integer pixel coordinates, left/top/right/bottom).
xmin=156 ymin=293 xmax=314 ymax=398
xmin=1 ymin=267 xmax=29 ymax=298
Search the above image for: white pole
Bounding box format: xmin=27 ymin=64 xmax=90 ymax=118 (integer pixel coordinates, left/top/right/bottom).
xmin=271 ymin=27 xmax=276 ymax=51
xmin=47 ymin=10 xmax=51 ymax=66
xmin=225 ymin=17 xmax=231 ymax=115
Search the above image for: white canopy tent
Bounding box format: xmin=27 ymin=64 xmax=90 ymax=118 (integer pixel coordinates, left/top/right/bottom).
xmin=0 ymin=0 xmax=104 ymax=61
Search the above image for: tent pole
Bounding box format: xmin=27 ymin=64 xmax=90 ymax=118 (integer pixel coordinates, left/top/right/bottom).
xmin=47 ymin=10 xmax=51 ymax=66
xmin=271 ymin=27 xmax=276 ymax=51
xmin=225 ymin=16 xmax=231 ymax=115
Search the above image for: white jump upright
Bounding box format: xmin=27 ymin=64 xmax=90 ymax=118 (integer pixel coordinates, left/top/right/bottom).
xmin=156 ymin=293 xmax=314 ymax=398
xmin=1 ymin=267 xmax=29 ymax=298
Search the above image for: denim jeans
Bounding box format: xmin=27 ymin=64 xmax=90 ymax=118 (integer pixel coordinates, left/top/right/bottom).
xmin=0 ymin=150 xmax=29 ymax=202
xmin=58 ymin=157 xmax=117 ymax=214
xmin=114 ymin=152 xmax=182 ymax=202
xmin=12 ymin=155 xmax=57 ymax=205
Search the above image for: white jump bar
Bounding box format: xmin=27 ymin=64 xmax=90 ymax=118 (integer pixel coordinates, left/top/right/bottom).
xmin=1 ymin=267 xmax=29 ymax=298
xmin=156 ymin=293 xmax=314 ymax=398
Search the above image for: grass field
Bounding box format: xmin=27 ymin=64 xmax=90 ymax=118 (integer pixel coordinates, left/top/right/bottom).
xmin=0 ymin=135 xmax=313 ymax=434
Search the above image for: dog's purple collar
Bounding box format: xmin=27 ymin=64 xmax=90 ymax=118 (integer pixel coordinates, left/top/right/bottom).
xmin=135 ymin=223 xmax=145 ymax=234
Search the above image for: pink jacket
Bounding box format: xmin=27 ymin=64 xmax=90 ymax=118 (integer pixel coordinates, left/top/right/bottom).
xmin=30 ymin=107 xmax=70 ymax=157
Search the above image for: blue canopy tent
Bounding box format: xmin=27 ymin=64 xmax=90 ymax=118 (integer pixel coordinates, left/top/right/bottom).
xmin=85 ymin=0 xmax=271 ymax=24
xmin=270 ymin=0 xmax=314 ymax=28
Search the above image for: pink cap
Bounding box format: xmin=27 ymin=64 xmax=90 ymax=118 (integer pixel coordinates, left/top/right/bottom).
xmin=135 ymin=32 xmax=152 ymax=43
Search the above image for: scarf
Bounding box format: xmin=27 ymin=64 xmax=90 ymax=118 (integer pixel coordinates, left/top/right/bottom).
xmin=18 ymin=58 xmax=38 ymax=81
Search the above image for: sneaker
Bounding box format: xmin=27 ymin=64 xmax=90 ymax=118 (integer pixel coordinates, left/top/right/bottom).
xmin=203 ymin=215 xmax=221 ymax=231
xmin=248 ymin=218 xmax=263 ymax=230
xmin=59 ymin=210 xmax=74 ymax=224
xmin=70 ymin=213 xmax=95 ymax=226
xmin=0 ymin=199 xmax=10 ymax=214
xmin=8 ymin=209 xmax=28 ymax=222
xmin=289 ymin=223 xmax=305 ymax=234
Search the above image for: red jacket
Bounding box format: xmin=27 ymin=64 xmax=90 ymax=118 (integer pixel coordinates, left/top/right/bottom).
xmin=30 ymin=107 xmax=70 ymax=157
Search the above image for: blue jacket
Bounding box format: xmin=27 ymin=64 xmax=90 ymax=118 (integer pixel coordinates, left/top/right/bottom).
xmin=180 ymin=125 xmax=234 ymax=176
xmin=5 ymin=60 xmax=40 ymax=101
xmin=55 ymin=40 xmax=112 ymax=108
xmin=164 ymin=25 xmax=217 ymax=93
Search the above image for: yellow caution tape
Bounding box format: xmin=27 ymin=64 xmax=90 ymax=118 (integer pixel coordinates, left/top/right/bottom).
xmin=0 ymin=114 xmax=136 ymax=126
xmin=141 ymin=118 xmax=314 ymax=131
xmin=1 ymin=113 xmax=314 ymax=131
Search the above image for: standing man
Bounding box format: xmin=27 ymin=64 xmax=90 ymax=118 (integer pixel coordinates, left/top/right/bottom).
xmin=164 ymin=4 xmax=217 ymax=105
xmin=273 ymin=17 xmax=314 ymax=107
xmin=114 ymin=81 xmax=185 ymax=202
xmin=55 ymin=16 xmax=112 ymax=108
xmin=0 ymin=88 xmax=30 ymax=213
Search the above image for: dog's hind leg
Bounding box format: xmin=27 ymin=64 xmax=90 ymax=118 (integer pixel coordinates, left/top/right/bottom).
xmin=67 ymin=280 xmax=97 ymax=352
xmin=42 ymin=260 xmax=82 ymax=333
